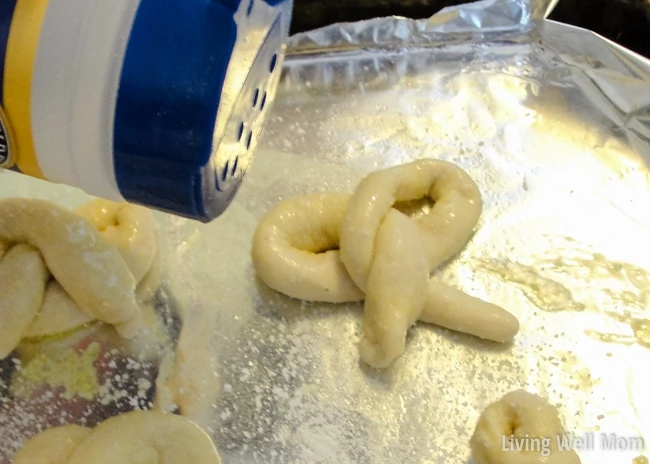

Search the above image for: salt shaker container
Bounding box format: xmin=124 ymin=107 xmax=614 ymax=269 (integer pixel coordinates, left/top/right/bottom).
xmin=0 ymin=0 xmax=293 ymax=222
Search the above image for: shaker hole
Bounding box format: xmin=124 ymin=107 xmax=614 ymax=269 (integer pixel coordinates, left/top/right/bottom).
xmin=222 ymin=161 xmax=229 ymax=181
xmin=232 ymin=157 xmax=239 ymax=176
xmin=269 ymin=54 xmax=277 ymax=73
xmin=246 ymin=0 xmax=254 ymax=16
xmin=246 ymin=131 xmax=253 ymax=149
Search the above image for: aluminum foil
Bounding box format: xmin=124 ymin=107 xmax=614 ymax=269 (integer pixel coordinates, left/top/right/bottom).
xmin=2 ymin=0 xmax=650 ymax=463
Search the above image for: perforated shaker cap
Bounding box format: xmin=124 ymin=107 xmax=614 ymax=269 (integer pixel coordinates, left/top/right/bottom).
xmin=112 ymin=0 xmax=292 ymax=222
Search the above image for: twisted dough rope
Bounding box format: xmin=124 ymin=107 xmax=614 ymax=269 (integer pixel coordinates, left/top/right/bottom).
xmin=0 ymin=198 xmax=161 ymax=358
xmin=252 ymin=159 xmax=519 ymax=368
xmin=13 ymin=411 xmax=221 ymax=464
xmin=470 ymin=390 xmax=581 ymax=464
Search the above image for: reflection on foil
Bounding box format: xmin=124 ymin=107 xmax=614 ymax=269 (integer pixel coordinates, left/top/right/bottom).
xmin=478 ymin=236 xmax=650 ymax=348
xmin=587 ymin=320 xmax=650 ymax=349
xmin=477 ymin=258 xmax=585 ymax=312
xmin=286 ymin=0 xmax=555 ymax=53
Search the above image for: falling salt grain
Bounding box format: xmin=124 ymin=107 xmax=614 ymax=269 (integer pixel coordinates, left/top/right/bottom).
xmin=83 ymin=251 xmax=103 ymax=270
xmin=66 ymin=221 xmax=88 ymax=244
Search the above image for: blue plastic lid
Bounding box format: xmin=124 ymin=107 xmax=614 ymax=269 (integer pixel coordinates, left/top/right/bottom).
xmin=113 ymin=0 xmax=293 ymax=222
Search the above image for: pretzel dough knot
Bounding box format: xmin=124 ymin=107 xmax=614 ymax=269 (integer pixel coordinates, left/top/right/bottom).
xmin=471 ymin=390 xmax=581 ymax=464
xmin=252 ymin=159 xmax=519 ymax=368
xmin=13 ymin=411 xmax=221 ymax=464
xmin=0 ymin=198 xmax=161 ymax=359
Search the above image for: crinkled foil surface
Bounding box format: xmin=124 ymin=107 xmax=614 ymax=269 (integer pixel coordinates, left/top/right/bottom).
xmin=2 ymin=0 xmax=650 ymax=463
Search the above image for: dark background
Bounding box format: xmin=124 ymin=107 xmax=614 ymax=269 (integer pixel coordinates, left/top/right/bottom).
xmin=290 ymin=0 xmax=650 ymax=59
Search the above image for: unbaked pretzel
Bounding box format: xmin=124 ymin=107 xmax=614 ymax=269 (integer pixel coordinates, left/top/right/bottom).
xmin=252 ymin=159 xmax=519 ymax=368
xmin=0 ymin=198 xmax=161 ymax=358
xmin=13 ymin=411 xmax=221 ymax=464
xmin=470 ymin=390 xmax=581 ymax=464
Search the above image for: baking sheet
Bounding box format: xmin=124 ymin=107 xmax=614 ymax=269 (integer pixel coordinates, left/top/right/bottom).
xmin=3 ymin=0 xmax=650 ymax=462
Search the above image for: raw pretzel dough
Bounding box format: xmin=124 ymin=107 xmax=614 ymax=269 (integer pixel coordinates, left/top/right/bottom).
xmin=13 ymin=411 xmax=221 ymax=464
xmin=0 ymin=198 xmax=140 ymax=356
xmin=13 ymin=425 xmax=91 ymax=464
xmin=252 ymin=159 xmax=519 ymax=368
xmin=154 ymin=308 xmax=219 ymax=424
xmin=23 ymin=282 xmax=98 ymax=339
xmin=0 ymin=198 xmax=162 ymax=357
xmin=470 ymin=390 xmax=581 ymax=464
xmin=75 ymin=199 xmax=162 ymax=303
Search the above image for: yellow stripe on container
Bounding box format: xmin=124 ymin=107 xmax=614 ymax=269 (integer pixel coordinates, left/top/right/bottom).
xmin=3 ymin=0 xmax=50 ymax=179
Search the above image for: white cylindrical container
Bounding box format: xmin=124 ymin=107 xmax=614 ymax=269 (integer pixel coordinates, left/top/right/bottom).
xmin=0 ymin=0 xmax=292 ymax=222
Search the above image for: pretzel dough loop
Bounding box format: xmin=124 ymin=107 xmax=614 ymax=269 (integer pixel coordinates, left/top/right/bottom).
xmin=252 ymin=192 xmax=364 ymax=303
xmin=340 ymin=158 xmax=483 ymax=290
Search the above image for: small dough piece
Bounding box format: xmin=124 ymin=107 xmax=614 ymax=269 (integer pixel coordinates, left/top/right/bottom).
xmin=154 ymin=304 xmax=220 ymax=423
xmin=0 ymin=198 xmax=140 ymax=330
xmin=13 ymin=425 xmax=91 ymax=464
xmin=67 ymin=411 xmax=221 ymax=464
xmin=470 ymin=390 xmax=581 ymax=464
